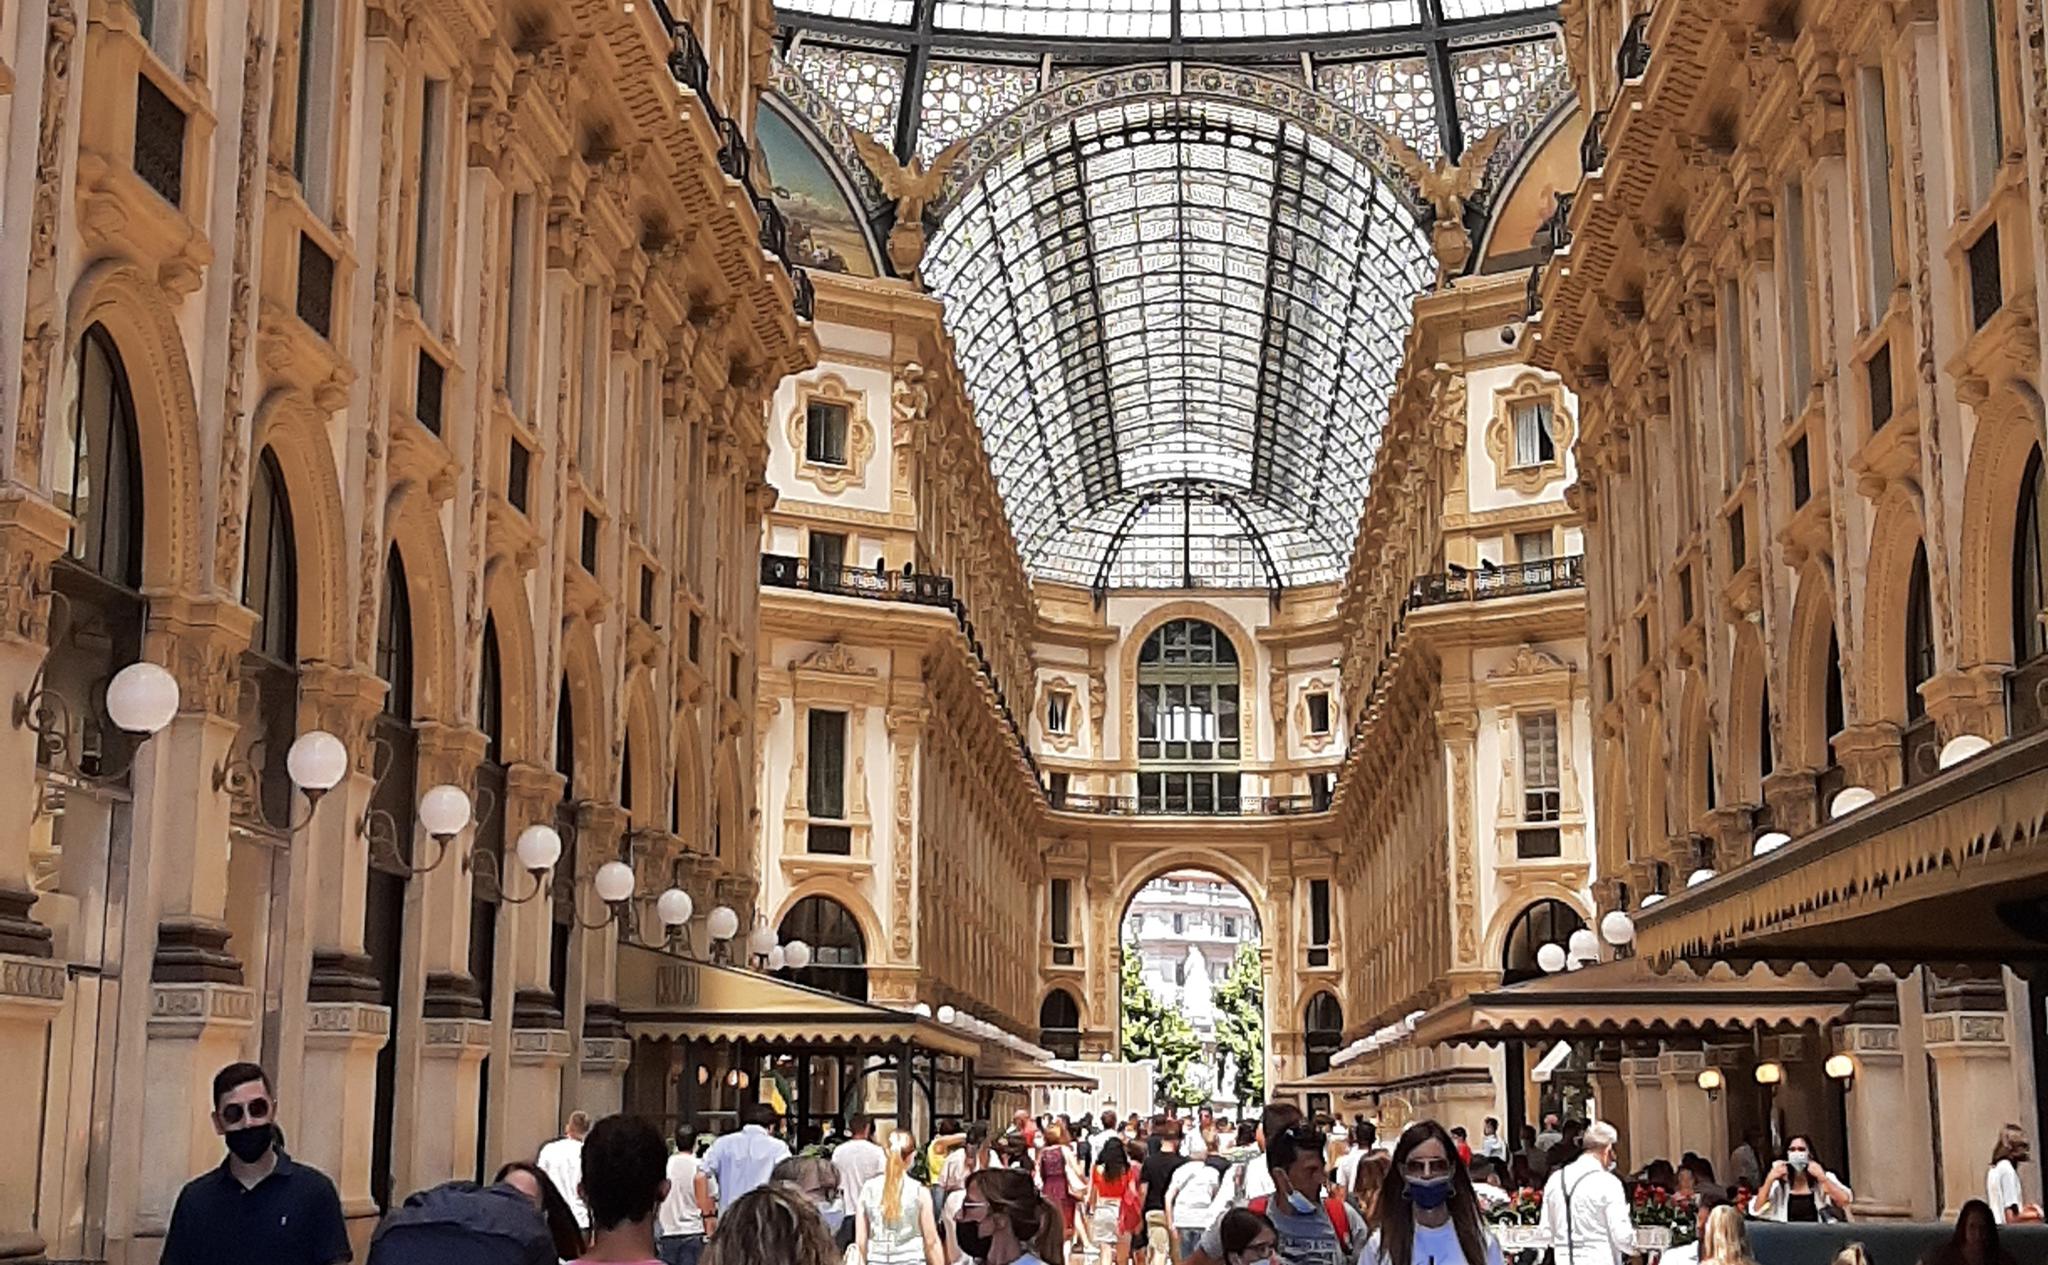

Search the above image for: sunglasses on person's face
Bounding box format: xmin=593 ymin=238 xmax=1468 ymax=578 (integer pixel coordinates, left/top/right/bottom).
xmin=1402 ymin=1156 xmax=1454 ymax=1179
xmin=220 ymin=1097 xmax=272 ymax=1126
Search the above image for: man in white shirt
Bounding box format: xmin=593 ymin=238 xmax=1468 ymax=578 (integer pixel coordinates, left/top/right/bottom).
xmin=1540 ymin=1121 xmax=1637 ymax=1265
xmin=832 ymin=1116 xmax=887 ymax=1222
xmin=1480 ymin=1116 xmax=1509 ymax=1161
xmin=1469 ymin=1156 xmax=1512 ymax=1211
xmin=657 ymin=1127 xmax=707 ymax=1265
xmin=1166 ymin=1149 xmax=1224 ymax=1257
xmin=537 ymin=1110 xmax=592 ymax=1233
xmin=1089 ymin=1107 xmax=1122 ymax=1175
xmin=696 ymin=1103 xmax=792 ymax=1215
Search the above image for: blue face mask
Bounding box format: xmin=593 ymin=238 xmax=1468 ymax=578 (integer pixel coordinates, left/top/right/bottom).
xmin=1404 ymin=1176 xmax=1453 ymax=1210
xmin=1286 ymin=1188 xmax=1318 ymax=1216
xmin=820 ymin=1206 xmax=847 ymax=1234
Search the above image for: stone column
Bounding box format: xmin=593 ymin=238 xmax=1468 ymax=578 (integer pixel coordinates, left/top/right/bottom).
xmin=111 ymin=599 xmax=262 ymax=1245
xmin=1837 ymin=983 xmax=1915 ymax=1219
xmin=1923 ymin=974 xmax=2025 ymax=1216
xmin=1762 ymin=1031 xmax=1829 ymax=1154
xmin=293 ymin=664 xmax=392 ymax=1228
xmin=1833 ymin=722 xmax=1903 ymax=795
xmin=502 ymin=762 xmax=570 ymax=1167
xmin=406 ymin=723 xmax=490 ymax=1190
xmin=1589 ymin=1040 xmax=1630 ymax=1161
xmin=1760 ymin=768 xmax=1820 ymax=836
xmin=1622 ymin=1043 xmax=1669 ymax=1167
xmin=1659 ymin=1044 xmax=1728 ymax=1175
xmin=1920 ymin=665 xmax=2010 ymax=744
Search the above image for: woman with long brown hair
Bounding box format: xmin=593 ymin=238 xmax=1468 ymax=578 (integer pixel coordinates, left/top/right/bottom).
xmin=1350 ymin=1152 xmax=1393 ymax=1234
xmin=703 ymin=1183 xmax=842 ymax=1265
xmin=1372 ymin=1120 xmax=1502 ymax=1265
xmin=955 ymin=1166 xmax=1063 ymax=1264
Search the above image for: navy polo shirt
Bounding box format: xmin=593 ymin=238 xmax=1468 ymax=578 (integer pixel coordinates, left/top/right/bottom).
xmin=162 ymin=1149 xmax=352 ymax=1265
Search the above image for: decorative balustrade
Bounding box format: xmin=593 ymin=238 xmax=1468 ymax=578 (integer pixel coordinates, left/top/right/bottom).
xmin=1407 ymin=555 xmax=1585 ymax=608
xmin=1580 ymin=111 xmax=1608 ymax=175
xmin=1616 ymin=12 xmax=1651 ymax=82
xmin=1051 ymin=793 xmax=1330 ymax=818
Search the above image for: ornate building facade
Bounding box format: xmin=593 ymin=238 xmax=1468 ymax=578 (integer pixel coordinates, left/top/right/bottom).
xmin=0 ymin=0 xmax=810 ymax=1257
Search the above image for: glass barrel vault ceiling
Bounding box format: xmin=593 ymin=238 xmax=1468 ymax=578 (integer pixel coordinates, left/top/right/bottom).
xmin=921 ymin=97 xmax=1433 ymax=589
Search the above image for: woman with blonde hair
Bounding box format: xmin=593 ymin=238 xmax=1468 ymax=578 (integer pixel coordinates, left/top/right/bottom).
xmin=703 ymin=1182 xmax=841 ymax=1265
xmin=858 ymin=1129 xmax=948 ymax=1265
xmin=1698 ymin=1205 xmax=1758 ymax=1265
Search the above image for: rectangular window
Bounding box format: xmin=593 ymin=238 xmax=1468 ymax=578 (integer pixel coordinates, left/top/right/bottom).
xmin=728 ymin=651 xmax=741 ymax=699
xmin=1223 ymin=915 xmax=1237 ymax=938
xmin=1678 ymin=564 xmax=1695 ymax=625
xmin=415 ymin=349 xmax=445 ymax=435
xmin=1515 ymin=530 xmax=1553 ymax=563
xmin=1636 ymin=613 xmax=1651 ymax=663
xmin=1047 ymin=771 xmax=1070 ymax=808
xmin=806 ymin=707 xmax=847 ymax=828
xmin=1520 ymin=711 xmax=1563 ymax=822
xmin=296 ymin=233 xmax=335 ymax=340
xmin=1856 ymin=66 xmax=1898 ymax=318
xmin=687 ymin=612 xmax=702 ymax=665
xmin=1868 ymin=341 xmax=1895 ymax=429
xmin=1517 ymin=827 xmax=1564 ymax=859
xmin=807 ymin=530 xmax=846 ymax=579
xmin=806 ymin=400 xmax=850 ymax=466
xmin=1782 ymin=181 xmax=1812 ymax=403
xmin=1050 ymin=878 xmax=1072 ymax=943
xmin=504 ymin=193 xmax=537 ymax=414
xmin=133 ymin=74 xmax=188 ymax=208
xmin=1511 ymin=399 xmax=1556 ymax=467
xmin=1172 ymin=912 xmax=1185 ymax=935
xmin=1311 ymin=771 xmax=1334 ymax=812
xmin=414 ymin=78 xmax=448 ymax=318
xmin=293 ymin=0 xmax=336 ymax=214
xmin=1307 ymin=878 xmax=1331 ymax=967
xmin=1790 ymin=434 xmax=1812 ymax=508
xmin=506 ymin=437 xmax=531 ymax=513
xmin=138 ymin=0 xmax=186 ymax=67
xmin=639 ymin=564 xmax=656 ymax=623
xmin=579 ymin=509 xmax=600 ymax=574
xmin=1729 ymin=505 xmax=1748 ymax=568
xmin=1046 ymin=690 xmax=1072 ymax=734
xmin=1969 ymin=224 xmax=2004 ymax=330
xmin=1961 ymin=0 xmax=2004 ymax=205
xmin=1306 ymin=691 xmax=1331 ymax=735
xmin=1720 ymin=279 xmax=1748 ymax=484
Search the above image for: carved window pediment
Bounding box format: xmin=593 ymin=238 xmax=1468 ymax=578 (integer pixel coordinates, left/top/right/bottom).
xmin=786 ymin=374 xmax=876 ymax=495
xmin=1486 ymin=372 xmax=1575 ymax=495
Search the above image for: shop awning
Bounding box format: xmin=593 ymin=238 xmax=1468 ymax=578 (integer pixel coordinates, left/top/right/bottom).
xmin=975 ymin=1055 xmax=1098 ymax=1092
xmin=616 ymin=946 xmax=982 ymax=1058
xmin=1410 ymin=958 xmax=1863 ymax=1047
xmin=1633 ymin=729 xmax=2048 ymax=971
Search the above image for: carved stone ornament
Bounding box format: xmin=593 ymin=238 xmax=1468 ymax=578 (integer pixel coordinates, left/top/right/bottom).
xmin=1485 ymin=371 xmax=1576 ymax=495
xmin=791 ymin=641 xmax=877 ymax=677
xmin=1489 ymin=643 xmax=1576 ymax=679
xmin=785 ymin=373 xmax=875 ymax=496
xmin=1294 ymin=677 xmax=1337 ymax=753
xmin=1039 ymin=676 xmax=1078 ymax=752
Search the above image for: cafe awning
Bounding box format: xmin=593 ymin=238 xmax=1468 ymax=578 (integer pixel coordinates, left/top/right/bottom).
xmin=615 ymin=945 xmax=983 ymax=1058
xmin=1633 ymin=729 xmax=2048 ymax=971
xmin=1410 ymin=957 xmax=1863 ymax=1047
xmin=976 ymin=1055 xmax=1098 ymax=1092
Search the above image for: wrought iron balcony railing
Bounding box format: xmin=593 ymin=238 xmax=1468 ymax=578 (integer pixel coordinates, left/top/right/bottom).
xmin=760 ymin=554 xmax=955 ymax=606
xmin=1050 ymin=793 xmax=1330 ymax=817
xmin=1616 ymin=12 xmax=1651 ymax=82
xmin=1580 ymin=110 xmax=1608 ymax=176
xmin=1408 ymin=555 xmax=1585 ymax=608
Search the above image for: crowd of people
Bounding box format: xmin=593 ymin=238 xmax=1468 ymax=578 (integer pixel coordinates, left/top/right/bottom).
xmin=158 ymin=1060 xmax=2046 ymax=1265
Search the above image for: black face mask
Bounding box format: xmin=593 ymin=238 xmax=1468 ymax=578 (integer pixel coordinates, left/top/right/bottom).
xmin=225 ymin=1124 xmax=274 ymax=1163
xmin=955 ymin=1218 xmax=992 ymax=1261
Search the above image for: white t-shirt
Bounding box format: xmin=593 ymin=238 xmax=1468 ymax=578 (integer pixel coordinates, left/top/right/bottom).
xmin=536 ymin=1135 xmax=588 ymax=1229
xmin=1335 ymin=1148 xmax=1366 ymax=1194
xmin=1167 ymin=1160 xmax=1222 ymax=1229
xmin=659 ymin=1150 xmax=705 ymax=1237
xmin=1541 ymin=1154 xmax=1635 ymax=1265
xmin=1990 ymin=1158 xmax=2025 ymax=1224
xmin=836 ymin=1137 xmax=889 ymax=1212
xmin=1366 ymin=1220 xmax=1506 ymax=1265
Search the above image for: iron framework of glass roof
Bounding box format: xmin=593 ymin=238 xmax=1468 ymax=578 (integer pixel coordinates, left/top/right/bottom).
xmin=920 ymin=95 xmax=1433 ymax=589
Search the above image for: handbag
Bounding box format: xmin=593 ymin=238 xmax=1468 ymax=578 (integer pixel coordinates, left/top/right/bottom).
xmin=1118 ymin=1175 xmax=1145 ymax=1235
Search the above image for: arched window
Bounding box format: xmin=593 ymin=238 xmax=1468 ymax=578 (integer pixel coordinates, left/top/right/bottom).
xmin=1500 ymin=899 xmax=1586 ymax=985
xmin=1039 ymin=988 xmax=1083 ymax=1061
xmin=237 ymin=449 xmax=299 ymax=826
xmin=1823 ymin=625 xmax=1844 ymax=768
xmin=1757 ymin=677 xmax=1774 ymax=784
xmin=1906 ymin=542 xmax=1934 ymax=721
xmin=1135 ymin=618 xmax=1241 ymax=813
xmin=2014 ymin=448 xmax=2047 ymax=663
xmin=62 ymin=326 xmax=144 ymax=589
xmin=471 ymin=618 xmax=505 ymax=1007
xmin=365 ymin=546 xmax=416 ymax=1214
xmin=551 ymin=678 xmax=576 ymax=1015
xmin=1304 ymin=991 xmax=1343 ymax=1075
xmin=778 ymin=895 xmax=867 ymax=1001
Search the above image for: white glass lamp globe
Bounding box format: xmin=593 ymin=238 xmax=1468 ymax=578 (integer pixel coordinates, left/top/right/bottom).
xmin=765 ymin=945 xmax=786 ymax=971
xmin=514 ymin=823 xmax=563 ymax=871
xmin=706 ymin=906 xmax=740 ymax=941
xmin=105 ymin=662 xmax=180 ymax=735
xmin=1640 ymin=892 xmax=1666 ymax=909
xmin=1939 ymin=734 xmax=1992 ymax=769
xmin=1752 ymin=830 xmax=1792 ymax=857
xmin=1600 ymin=909 xmax=1636 ymax=946
xmin=747 ymin=925 xmax=777 ymax=958
xmin=418 ymin=784 xmax=472 ymax=837
xmin=1686 ymin=867 xmax=1717 ymax=888
xmin=1697 ymin=1068 xmax=1724 ymax=1093
xmin=1567 ymin=928 xmax=1599 ymax=962
xmin=1829 ymin=786 xmax=1877 ymax=818
xmin=285 ymin=730 xmax=348 ymax=792
xmin=1754 ymin=1060 xmax=1784 ymax=1086
xmin=914 ymin=1002 xmax=932 ymax=1018
xmin=937 ymin=1004 xmax=957 ymax=1024
xmin=1100 ymin=1051 xmax=1113 ymax=1063
xmin=593 ymin=860 xmax=635 ymax=904
xmin=656 ymin=888 xmax=694 ymax=927
xmin=1824 ymin=1053 xmax=1856 ymax=1081
xmin=1536 ymin=942 xmax=1568 ymax=973
xmin=783 ymin=940 xmax=811 ymax=969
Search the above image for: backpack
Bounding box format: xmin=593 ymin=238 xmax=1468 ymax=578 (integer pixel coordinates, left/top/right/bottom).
xmin=366 ymin=1181 xmax=556 ymax=1265
xmin=1249 ymin=1193 xmax=1362 ymax=1254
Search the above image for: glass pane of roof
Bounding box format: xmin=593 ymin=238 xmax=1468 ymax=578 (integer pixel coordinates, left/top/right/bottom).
xmin=1180 ymin=0 xmax=1422 ymax=39
xmin=776 ymin=0 xmax=917 ymax=24
xmin=1448 ymin=36 xmax=1564 ymax=140
xmin=1315 ymin=55 xmax=1444 ymax=160
xmin=787 ymin=44 xmax=909 ymax=145
xmin=917 ymin=59 xmax=1043 ymax=161
xmin=932 ymin=0 xmax=1172 ymax=39
xmin=1440 ymin=0 xmax=1555 ymax=20
xmin=924 ymin=95 xmax=1431 ymax=589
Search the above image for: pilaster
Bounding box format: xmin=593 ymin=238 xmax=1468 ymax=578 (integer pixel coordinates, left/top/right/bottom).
xmin=1833 ymin=721 xmax=1904 ymax=794
xmin=1838 ymin=982 xmax=1915 ymax=1219
xmin=1918 ymin=664 xmax=2012 ymax=743
xmin=1760 ymin=767 xmax=1820 ymax=836
xmin=1622 ymin=1045 xmax=1669 ymax=1170
xmin=1923 ymin=995 xmax=2024 ymax=1216
xmin=1660 ymin=1044 xmax=1729 ymax=1175
xmin=0 ymin=491 xmax=69 ymax=958
xmin=410 ymin=1014 xmax=492 ymax=1189
xmin=0 ymin=955 xmax=66 ymax=1259
xmin=138 ymin=983 xmax=258 ymax=1234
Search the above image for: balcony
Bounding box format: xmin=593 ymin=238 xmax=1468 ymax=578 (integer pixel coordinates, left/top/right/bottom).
xmin=1052 ymin=793 xmax=1329 ymax=817
xmin=1615 ymin=12 xmax=1651 ymax=83
xmin=1408 ymin=555 xmax=1585 ymax=608
xmin=760 ymin=554 xmax=955 ymax=606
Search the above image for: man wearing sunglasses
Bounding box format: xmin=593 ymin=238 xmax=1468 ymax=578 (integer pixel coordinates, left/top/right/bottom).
xmin=162 ymin=1061 xmax=351 ymax=1265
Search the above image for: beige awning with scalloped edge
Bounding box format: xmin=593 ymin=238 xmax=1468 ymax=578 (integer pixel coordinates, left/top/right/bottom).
xmin=1410 ymin=958 xmax=1863 ymax=1047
